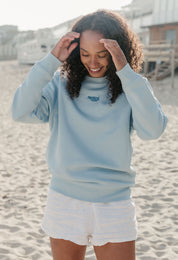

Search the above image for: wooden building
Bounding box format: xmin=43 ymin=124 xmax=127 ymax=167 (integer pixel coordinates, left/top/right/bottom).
xmin=143 ymin=0 xmax=178 ymax=84
xmin=145 ymin=0 xmax=178 ymax=45
xmin=121 ymin=0 xmax=178 ymax=84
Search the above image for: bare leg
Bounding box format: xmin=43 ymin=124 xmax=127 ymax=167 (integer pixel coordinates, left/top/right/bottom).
xmin=94 ymin=240 xmax=135 ymax=260
xmin=50 ymin=237 xmax=87 ymax=260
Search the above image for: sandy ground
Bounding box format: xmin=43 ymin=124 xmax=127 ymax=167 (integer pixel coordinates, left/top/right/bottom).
xmin=0 ymin=59 xmax=178 ymax=260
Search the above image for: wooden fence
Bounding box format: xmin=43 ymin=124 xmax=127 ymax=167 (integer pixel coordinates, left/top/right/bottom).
xmin=143 ymin=43 xmax=178 ymax=88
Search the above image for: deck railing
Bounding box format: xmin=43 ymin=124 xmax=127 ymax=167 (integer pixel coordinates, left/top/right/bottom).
xmin=143 ymin=43 xmax=178 ymax=88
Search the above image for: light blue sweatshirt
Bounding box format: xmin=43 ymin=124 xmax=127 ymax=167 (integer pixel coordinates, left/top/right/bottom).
xmin=11 ymin=53 xmax=168 ymax=202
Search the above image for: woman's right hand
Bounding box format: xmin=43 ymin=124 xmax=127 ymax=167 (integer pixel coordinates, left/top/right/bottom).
xmin=51 ymin=32 xmax=80 ymax=62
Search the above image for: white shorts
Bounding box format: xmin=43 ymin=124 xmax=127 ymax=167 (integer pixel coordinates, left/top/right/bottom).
xmin=41 ymin=189 xmax=137 ymax=246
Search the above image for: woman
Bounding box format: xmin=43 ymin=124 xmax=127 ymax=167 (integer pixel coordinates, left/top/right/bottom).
xmin=11 ymin=10 xmax=167 ymax=260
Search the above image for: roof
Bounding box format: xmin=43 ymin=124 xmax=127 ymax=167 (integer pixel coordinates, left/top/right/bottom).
xmin=142 ymin=21 xmax=178 ymax=28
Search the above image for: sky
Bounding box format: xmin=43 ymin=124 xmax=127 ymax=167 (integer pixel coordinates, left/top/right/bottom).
xmin=1 ymin=0 xmax=132 ymax=31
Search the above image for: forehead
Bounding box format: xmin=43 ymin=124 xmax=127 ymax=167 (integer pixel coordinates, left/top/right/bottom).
xmin=80 ymin=30 xmax=105 ymax=52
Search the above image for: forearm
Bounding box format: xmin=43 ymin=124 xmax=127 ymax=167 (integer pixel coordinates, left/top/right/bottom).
xmin=116 ymin=64 xmax=168 ymax=139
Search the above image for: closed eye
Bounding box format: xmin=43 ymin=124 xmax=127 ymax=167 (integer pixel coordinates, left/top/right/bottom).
xmin=81 ymin=54 xmax=89 ymax=57
xmin=81 ymin=54 xmax=107 ymax=58
xmin=98 ymin=54 xmax=107 ymax=58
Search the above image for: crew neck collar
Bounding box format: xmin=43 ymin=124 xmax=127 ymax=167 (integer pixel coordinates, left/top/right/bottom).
xmin=81 ymin=76 xmax=108 ymax=93
xmin=84 ymin=75 xmax=108 ymax=84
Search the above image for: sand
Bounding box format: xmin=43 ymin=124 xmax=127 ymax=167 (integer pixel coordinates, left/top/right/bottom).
xmin=0 ymin=59 xmax=178 ymax=260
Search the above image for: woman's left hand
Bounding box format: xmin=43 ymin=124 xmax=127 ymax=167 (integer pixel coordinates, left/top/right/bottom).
xmin=99 ymin=39 xmax=127 ymax=71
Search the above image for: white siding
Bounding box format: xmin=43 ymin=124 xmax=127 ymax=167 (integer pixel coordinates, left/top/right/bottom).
xmin=152 ymin=0 xmax=178 ymax=24
xmin=173 ymin=0 xmax=178 ymax=22
xmin=0 ymin=44 xmax=17 ymax=60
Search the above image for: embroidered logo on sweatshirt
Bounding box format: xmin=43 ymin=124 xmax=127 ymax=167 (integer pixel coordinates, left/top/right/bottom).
xmin=88 ymin=96 xmax=100 ymax=102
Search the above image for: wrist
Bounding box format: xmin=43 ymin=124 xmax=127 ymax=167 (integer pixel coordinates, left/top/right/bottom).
xmin=51 ymin=50 xmax=59 ymax=59
xmin=115 ymin=61 xmax=128 ymax=72
xmin=40 ymin=52 xmax=62 ymax=76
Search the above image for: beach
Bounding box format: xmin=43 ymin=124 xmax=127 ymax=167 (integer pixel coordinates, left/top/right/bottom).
xmin=0 ymin=59 xmax=178 ymax=260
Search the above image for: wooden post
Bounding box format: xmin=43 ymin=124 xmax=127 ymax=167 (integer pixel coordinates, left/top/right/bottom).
xmin=171 ymin=47 xmax=175 ymax=88
xmin=144 ymin=59 xmax=149 ymax=75
xmin=155 ymin=59 xmax=161 ymax=80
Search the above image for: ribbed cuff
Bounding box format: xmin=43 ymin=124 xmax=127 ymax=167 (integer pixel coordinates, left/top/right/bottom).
xmin=116 ymin=64 xmax=140 ymax=83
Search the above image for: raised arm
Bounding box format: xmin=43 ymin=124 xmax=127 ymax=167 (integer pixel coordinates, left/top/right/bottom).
xmin=100 ymin=38 xmax=168 ymax=140
xmin=11 ymin=53 xmax=61 ymax=123
xmin=116 ymin=64 xmax=168 ymax=139
xmin=11 ymin=32 xmax=80 ymax=123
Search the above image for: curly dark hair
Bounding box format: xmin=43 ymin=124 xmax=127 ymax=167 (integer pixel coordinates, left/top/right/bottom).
xmin=60 ymin=9 xmax=144 ymax=104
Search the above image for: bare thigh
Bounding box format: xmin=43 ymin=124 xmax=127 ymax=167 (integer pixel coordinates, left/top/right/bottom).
xmin=50 ymin=237 xmax=87 ymax=260
xmin=94 ymin=240 xmax=135 ymax=260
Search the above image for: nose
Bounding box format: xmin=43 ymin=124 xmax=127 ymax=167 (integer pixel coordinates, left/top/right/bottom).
xmin=89 ymin=57 xmax=99 ymax=67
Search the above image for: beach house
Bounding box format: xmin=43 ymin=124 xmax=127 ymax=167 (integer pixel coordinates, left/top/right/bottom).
xmin=121 ymin=0 xmax=178 ymax=82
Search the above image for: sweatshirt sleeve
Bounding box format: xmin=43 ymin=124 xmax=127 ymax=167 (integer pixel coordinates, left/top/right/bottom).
xmin=116 ymin=64 xmax=168 ymax=140
xmin=11 ymin=53 xmax=62 ymax=123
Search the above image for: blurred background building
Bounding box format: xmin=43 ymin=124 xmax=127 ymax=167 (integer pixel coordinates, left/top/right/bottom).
xmin=0 ymin=25 xmax=18 ymax=60
xmin=121 ymin=0 xmax=178 ymax=81
xmin=120 ymin=0 xmax=154 ymax=45
xmin=0 ymin=0 xmax=178 ymax=81
xmin=16 ymin=18 xmax=77 ymax=64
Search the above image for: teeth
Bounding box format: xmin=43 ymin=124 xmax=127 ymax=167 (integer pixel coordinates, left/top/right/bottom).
xmin=90 ymin=68 xmax=101 ymax=72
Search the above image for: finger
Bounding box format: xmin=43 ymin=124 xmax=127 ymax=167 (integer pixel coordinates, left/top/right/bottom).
xmin=68 ymin=42 xmax=78 ymax=55
xmin=100 ymin=39 xmax=120 ymax=48
xmin=62 ymin=32 xmax=80 ymax=43
xmin=60 ymin=35 xmax=75 ymax=45
xmin=100 ymin=38 xmax=117 ymax=44
xmin=99 ymin=40 xmax=114 ymax=52
xmin=102 ymin=43 xmax=115 ymax=56
xmin=68 ymin=32 xmax=80 ymax=38
xmin=58 ymin=32 xmax=78 ymax=43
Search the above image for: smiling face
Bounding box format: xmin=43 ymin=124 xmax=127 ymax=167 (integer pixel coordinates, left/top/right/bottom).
xmin=80 ymin=30 xmax=109 ymax=78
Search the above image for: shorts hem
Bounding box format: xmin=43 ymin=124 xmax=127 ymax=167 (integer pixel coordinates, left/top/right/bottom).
xmin=91 ymin=236 xmax=137 ymax=246
xmin=41 ymin=224 xmax=89 ymax=246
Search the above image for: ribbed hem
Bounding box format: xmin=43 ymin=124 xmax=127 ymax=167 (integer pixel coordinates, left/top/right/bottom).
xmin=116 ymin=63 xmax=141 ymax=86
